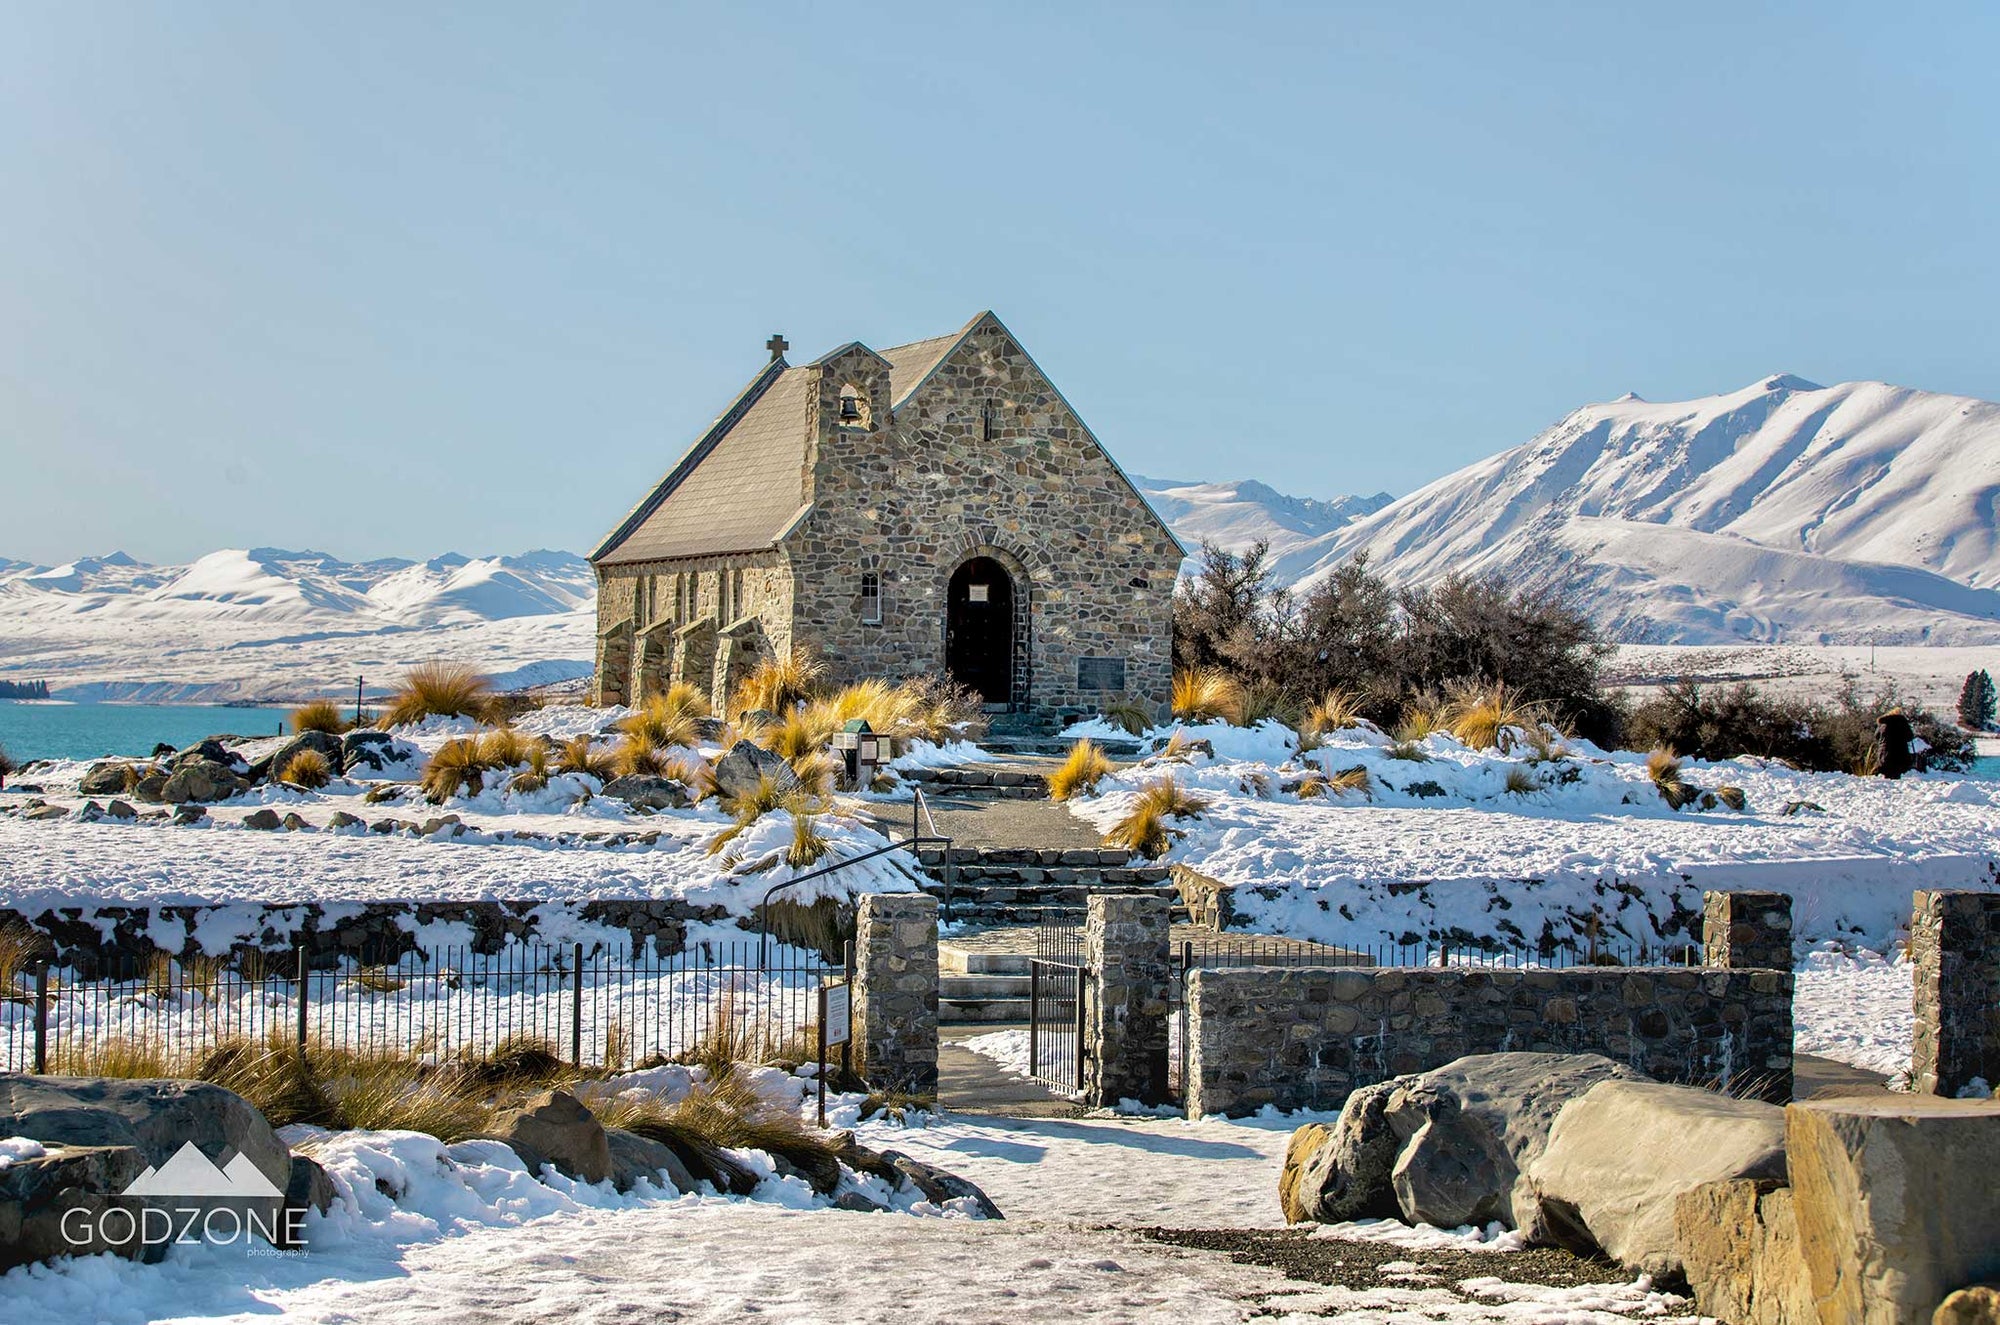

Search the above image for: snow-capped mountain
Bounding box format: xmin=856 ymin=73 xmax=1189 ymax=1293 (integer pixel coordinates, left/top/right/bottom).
xmin=0 ymin=549 xmax=596 ymax=702
xmin=1301 ymin=375 xmax=2000 ymax=645
xmin=1130 ymin=475 xmax=1391 ymax=581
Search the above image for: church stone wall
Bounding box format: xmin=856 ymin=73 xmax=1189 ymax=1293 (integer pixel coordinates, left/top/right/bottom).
xmin=594 ymin=552 xmax=792 ymax=708
xmin=787 ymin=320 xmax=1180 ymax=711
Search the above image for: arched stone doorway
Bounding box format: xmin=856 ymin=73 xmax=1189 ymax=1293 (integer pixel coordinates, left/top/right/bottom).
xmin=946 ymin=556 xmax=1016 ymax=705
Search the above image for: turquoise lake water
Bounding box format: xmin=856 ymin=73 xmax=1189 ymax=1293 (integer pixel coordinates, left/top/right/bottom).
xmin=0 ymin=702 xmax=296 ymax=764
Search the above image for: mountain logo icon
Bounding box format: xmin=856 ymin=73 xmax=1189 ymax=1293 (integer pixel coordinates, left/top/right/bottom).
xmin=120 ymin=1142 xmax=284 ymax=1199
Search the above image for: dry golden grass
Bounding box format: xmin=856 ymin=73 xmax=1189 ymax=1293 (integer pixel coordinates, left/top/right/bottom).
xmin=381 ymin=663 xmax=497 ymax=728
xmin=1303 ymin=689 xmax=1365 ymax=739
xmin=612 ymin=733 xmax=676 ymax=779
xmin=508 ymin=744 xmax=553 ymax=794
xmin=1503 ymin=765 xmax=1541 ymax=796
xmin=475 ymin=727 xmax=536 ymax=769
xmin=788 ymin=750 xmax=839 ymax=801
xmin=1101 ymin=697 xmax=1152 ymax=737
xmin=731 ymin=653 xmax=826 ymax=718
xmin=1443 ymin=682 xmax=1544 ymax=753
xmin=1714 ymin=784 xmax=1748 ymax=812
xmin=1327 ymin=765 xmax=1373 ymax=797
xmin=1048 ymin=739 xmax=1114 ymax=801
xmin=421 ymin=737 xmax=488 ymax=803
xmin=1102 ymin=775 xmax=1209 ymax=859
xmin=555 ymin=735 xmax=617 ymax=782
xmin=620 ymin=684 xmax=712 ymax=749
xmin=1171 ymin=667 xmax=1245 ymax=725
xmin=279 ymin=748 xmax=334 ymax=790
xmin=1647 ymin=747 xmax=1700 ymax=810
xmin=720 ymin=769 xmax=794 ymax=822
xmin=1290 ymin=770 xmax=1329 ymax=799
xmin=1157 ymin=728 xmax=1201 ymax=762
xmin=1395 ymin=701 xmax=1444 ymax=744
xmin=1384 ymin=740 xmax=1430 ymax=762
xmin=785 ymin=810 xmax=831 ymax=869
xmin=1239 ymin=681 xmax=1294 ymax=728
xmin=289 ymin=699 xmax=348 ymax=735
xmin=0 ymin=920 xmax=47 ymax=995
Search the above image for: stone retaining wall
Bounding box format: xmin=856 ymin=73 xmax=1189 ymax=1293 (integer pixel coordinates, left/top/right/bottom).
xmin=0 ymin=899 xmax=732 ymax=975
xmin=1186 ymin=964 xmax=1794 ymax=1117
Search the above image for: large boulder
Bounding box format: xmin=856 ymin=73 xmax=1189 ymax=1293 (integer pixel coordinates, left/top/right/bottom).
xmin=1788 ymin=1096 xmax=2000 ymax=1325
xmin=1527 ymin=1079 xmax=1787 ymax=1276
xmin=1676 ymin=1178 xmax=1815 ymax=1325
xmin=340 ymin=730 xmax=419 ymax=776
xmin=486 ymin=1088 xmax=612 ymax=1185
xmin=0 ymin=1074 xmax=295 ymax=1260
xmin=604 ymin=1127 xmax=696 ymax=1195
xmin=1281 ymin=1089 xmax=1401 ymax=1224
xmin=161 ymin=760 xmax=249 ymax=805
xmin=876 ymin=1147 xmax=1003 ymax=1219
xmin=248 ymin=731 xmax=344 ymax=784
xmin=77 ymin=762 xmax=134 ymax=796
xmin=600 ymin=774 xmax=689 ymax=810
xmin=173 ymin=740 xmax=247 ymax=774
xmin=711 ymin=740 xmax=800 ymax=804
xmin=0 ymin=1142 xmax=151 ymax=1271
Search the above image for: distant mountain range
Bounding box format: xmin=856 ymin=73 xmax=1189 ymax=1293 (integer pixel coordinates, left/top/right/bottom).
xmin=1295 ymin=375 xmax=2000 ymax=645
xmin=8 ymin=372 xmax=2000 ymax=699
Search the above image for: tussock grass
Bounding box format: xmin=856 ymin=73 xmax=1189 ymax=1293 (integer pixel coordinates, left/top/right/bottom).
xmin=1290 ymin=770 xmax=1328 ymax=799
xmin=0 ymin=920 xmax=48 ymax=995
xmin=1714 ymin=784 xmax=1748 ymax=813
xmin=120 ymin=762 xmax=159 ymax=793
xmin=289 ymin=699 xmax=348 ymax=735
xmin=279 ymin=749 xmax=333 ymax=790
xmin=1171 ymin=667 xmax=1244 ymax=725
xmin=509 ymin=744 xmax=553 ymax=794
xmin=1239 ymin=681 xmax=1295 ymax=728
xmin=612 ymin=733 xmax=675 ymax=779
xmin=1647 ymin=747 xmax=1700 ymax=810
xmin=1100 ymin=697 xmax=1151 ymax=737
xmin=1384 ymin=740 xmax=1429 ymax=762
xmin=1328 ymin=765 xmax=1373 ymax=797
xmin=421 ymin=738 xmax=488 ymax=803
xmin=620 ymin=684 xmax=712 ymax=749
xmin=1521 ymin=725 xmax=1571 ymax=765
xmin=1049 ymin=739 xmax=1114 ymax=802
xmin=788 ymin=750 xmax=838 ymax=800
xmin=1444 ymin=682 xmax=1544 ymax=753
xmin=731 ymin=653 xmax=826 ymax=719
xmin=382 ymin=663 xmax=497 ymax=729
xmin=1502 ymin=765 xmax=1540 ymax=796
xmin=1303 ymin=690 xmax=1365 ymax=740
xmin=785 ymin=809 xmax=831 ymax=869
xmin=1395 ymin=701 xmax=1444 ymax=744
xmin=720 ymin=770 xmax=794 ymax=823
xmin=1157 ymin=728 xmax=1202 ymax=762
xmin=1103 ymin=775 xmax=1209 ymax=860
xmin=555 ymin=735 xmax=617 ymax=782
xmin=0 ymin=740 xmax=14 ymax=789
xmin=475 ymin=727 xmax=537 ymax=770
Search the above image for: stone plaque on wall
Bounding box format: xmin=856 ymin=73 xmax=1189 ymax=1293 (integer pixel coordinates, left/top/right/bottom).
xmin=1077 ymin=656 xmax=1127 ymax=691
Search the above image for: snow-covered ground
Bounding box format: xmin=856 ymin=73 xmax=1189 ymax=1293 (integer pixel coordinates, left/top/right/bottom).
xmin=1610 ymin=641 xmax=2000 ymax=715
xmin=1793 ymin=945 xmax=1916 ymax=1079
xmin=1061 ymin=718 xmax=2000 ymax=952
xmin=0 ymin=1101 xmax=1700 ymax=1324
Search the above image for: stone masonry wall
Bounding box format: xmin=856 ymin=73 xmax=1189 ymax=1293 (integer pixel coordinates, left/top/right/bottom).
xmin=1084 ymin=894 xmax=1172 ymax=1107
xmin=1911 ymin=888 xmax=2000 ymax=1096
xmin=787 ymin=319 xmax=1182 ymax=710
xmin=852 ymin=893 xmax=939 ymax=1097
xmin=1702 ymin=890 xmax=1794 ymax=971
xmin=594 ymin=551 xmax=792 ymax=708
xmin=0 ymin=899 xmax=733 ymax=976
xmin=1185 ymin=965 xmax=1795 ymax=1117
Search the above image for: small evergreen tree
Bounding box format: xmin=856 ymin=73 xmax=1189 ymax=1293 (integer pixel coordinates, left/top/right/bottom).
xmin=1957 ymin=669 xmax=1996 ymax=730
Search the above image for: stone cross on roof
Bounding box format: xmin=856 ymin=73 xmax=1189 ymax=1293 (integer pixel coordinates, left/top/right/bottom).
xmin=766 ymin=333 xmax=789 ymax=361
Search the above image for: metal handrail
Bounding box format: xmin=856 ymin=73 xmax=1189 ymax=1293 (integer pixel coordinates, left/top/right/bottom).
xmin=756 ymin=818 xmax=953 ymax=966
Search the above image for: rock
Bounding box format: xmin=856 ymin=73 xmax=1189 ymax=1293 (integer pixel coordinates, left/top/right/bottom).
xmin=162 ymin=760 xmax=248 ymax=805
xmin=248 ymin=731 xmax=344 ymax=784
xmin=877 ymin=1148 xmax=1003 ymax=1219
xmin=77 ymin=762 xmax=134 ymax=796
xmin=283 ymin=1153 xmax=336 ymax=1242
xmin=280 ymin=812 xmax=310 ymax=831
xmin=486 ymin=1088 xmax=612 ymax=1185
xmin=22 ymin=804 xmax=68 ymax=821
xmin=326 ymin=811 xmax=364 ymax=830
xmin=369 ymin=818 xmax=405 ymax=834
xmin=172 ymin=805 xmax=208 ymax=826
xmin=363 ymin=783 xmax=406 ymax=804
xmin=0 ymin=1074 xmax=293 ymax=1250
xmin=420 ymin=814 xmax=462 ymax=836
xmin=131 ymin=770 xmax=169 ymax=803
xmin=0 ymin=1142 xmax=152 ymax=1272
xmin=832 ymin=1189 xmax=888 ymax=1213
xmin=242 ymin=809 xmax=283 ymax=831
xmin=604 ymin=1127 xmax=697 ymax=1195
xmin=1528 ymin=1079 xmax=1787 ymax=1277
xmin=1676 ymin=1178 xmax=1815 ymax=1325
xmin=1939 ymin=1286 xmax=2000 ymax=1325
xmin=1281 ymin=1087 xmax=1402 ymax=1224
xmin=600 ymin=774 xmax=690 ymax=810
xmin=711 ymin=740 xmax=800 ymax=803
xmin=341 ymin=731 xmax=418 ymax=776
xmin=173 ymin=740 xmax=244 ymax=773
xmin=105 ymin=799 xmax=136 ymax=820
xmin=1789 ymin=1096 xmax=2000 ymax=1325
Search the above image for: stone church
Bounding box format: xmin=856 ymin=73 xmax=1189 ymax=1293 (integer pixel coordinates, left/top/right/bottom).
xmin=590 ymin=312 xmax=1183 ymax=717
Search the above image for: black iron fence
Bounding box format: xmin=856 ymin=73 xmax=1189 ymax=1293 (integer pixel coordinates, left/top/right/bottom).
xmin=1027 ymin=916 xmax=1088 ymax=1095
xmin=0 ymin=939 xmax=846 ymax=1075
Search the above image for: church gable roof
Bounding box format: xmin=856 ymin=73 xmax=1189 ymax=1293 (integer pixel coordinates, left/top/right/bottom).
xmin=592 ymin=360 xmax=812 ymax=565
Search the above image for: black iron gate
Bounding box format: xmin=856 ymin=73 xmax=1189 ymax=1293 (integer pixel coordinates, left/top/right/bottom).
xmin=1027 ymin=915 xmax=1089 ymax=1095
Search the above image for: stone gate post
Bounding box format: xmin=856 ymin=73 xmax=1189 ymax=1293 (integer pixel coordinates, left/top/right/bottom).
xmin=1084 ymin=893 xmax=1171 ymax=1108
xmin=852 ymin=892 xmax=938 ymax=1098
xmin=1702 ymin=890 xmax=1793 ymax=970
xmin=1911 ymin=889 xmax=2000 ymax=1096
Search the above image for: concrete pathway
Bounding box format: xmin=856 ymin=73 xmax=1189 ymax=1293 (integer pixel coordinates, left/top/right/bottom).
xmin=866 ymin=791 xmax=1107 ymax=851
xmin=939 ymin=1023 xmax=1079 ymax=1118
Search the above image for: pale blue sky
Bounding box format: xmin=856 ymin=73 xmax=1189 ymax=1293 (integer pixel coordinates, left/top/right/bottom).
xmin=4 ymin=2 xmax=1996 ymax=564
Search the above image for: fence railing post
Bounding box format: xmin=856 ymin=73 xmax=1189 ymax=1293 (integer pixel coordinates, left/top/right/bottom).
xmin=33 ymin=963 xmax=49 ymax=1074
xmin=570 ymin=942 xmax=584 ymax=1067
xmin=1073 ymin=964 xmax=1087 ymax=1094
xmin=295 ymin=945 xmax=309 ymax=1049
xmin=1028 ymin=961 xmax=1040 ymax=1078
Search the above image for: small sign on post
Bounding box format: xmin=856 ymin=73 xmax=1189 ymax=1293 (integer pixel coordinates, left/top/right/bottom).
xmin=817 ymin=980 xmax=851 ymax=1128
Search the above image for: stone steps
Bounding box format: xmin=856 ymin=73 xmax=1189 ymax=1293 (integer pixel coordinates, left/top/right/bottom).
xmin=902 ymin=766 xmax=1051 ymax=799
xmin=979 ymin=735 xmax=1143 ymax=758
